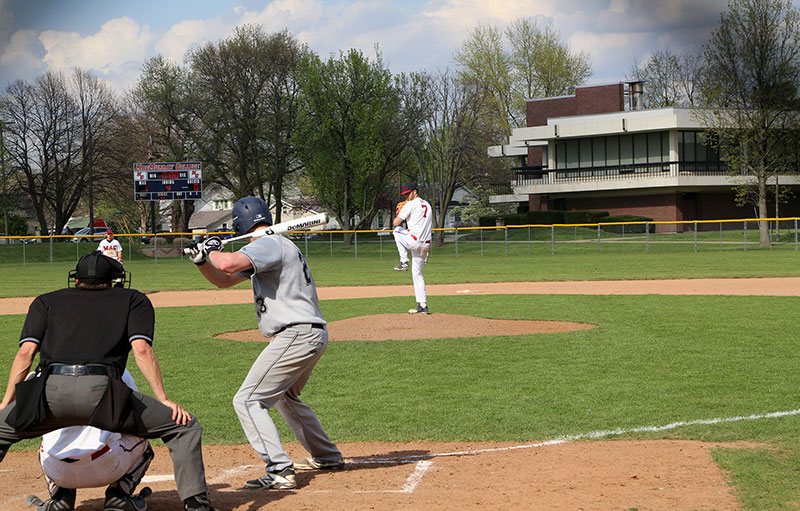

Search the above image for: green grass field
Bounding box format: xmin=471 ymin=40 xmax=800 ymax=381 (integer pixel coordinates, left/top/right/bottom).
xmin=1 ymin=250 xmax=799 ymax=508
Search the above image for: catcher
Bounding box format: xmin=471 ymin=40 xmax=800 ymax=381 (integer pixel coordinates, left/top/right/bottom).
xmin=28 ymin=370 xmax=154 ymax=511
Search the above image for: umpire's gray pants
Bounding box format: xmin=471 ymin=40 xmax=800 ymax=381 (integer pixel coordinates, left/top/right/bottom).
xmin=233 ymin=323 xmax=341 ymax=473
xmin=0 ymin=374 xmax=208 ymax=500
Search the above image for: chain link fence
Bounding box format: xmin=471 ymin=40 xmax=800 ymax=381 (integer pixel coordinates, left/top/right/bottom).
xmin=2 ymin=217 xmax=799 ymax=266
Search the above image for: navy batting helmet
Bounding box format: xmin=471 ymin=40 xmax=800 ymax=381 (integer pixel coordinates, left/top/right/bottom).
xmin=232 ymin=197 xmax=273 ymax=237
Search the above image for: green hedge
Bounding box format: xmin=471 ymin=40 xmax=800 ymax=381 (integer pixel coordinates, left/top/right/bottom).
xmin=563 ymin=210 xmax=609 ymax=224
xmin=600 ymin=215 xmax=654 ymax=234
xmin=479 ymin=210 xmax=569 ymax=226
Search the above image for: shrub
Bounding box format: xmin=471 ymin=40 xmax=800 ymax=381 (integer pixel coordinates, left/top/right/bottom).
xmin=563 ymin=210 xmax=609 ymax=224
xmin=600 ymin=215 xmax=654 ymax=234
xmin=524 ymin=210 xmax=565 ymax=225
xmin=170 ymin=237 xmax=194 ymax=247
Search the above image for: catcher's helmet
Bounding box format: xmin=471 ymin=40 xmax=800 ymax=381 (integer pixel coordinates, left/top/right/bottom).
xmin=68 ymin=251 xmax=130 ymax=287
xmin=232 ymin=197 xmax=273 ymax=237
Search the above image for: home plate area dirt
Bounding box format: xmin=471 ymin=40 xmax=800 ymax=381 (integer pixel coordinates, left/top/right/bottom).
xmin=0 ymin=440 xmax=739 ymax=510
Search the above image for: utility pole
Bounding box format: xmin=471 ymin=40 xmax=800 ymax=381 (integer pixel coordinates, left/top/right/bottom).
xmin=775 ymin=174 xmax=780 ymax=240
xmin=0 ymin=122 xmax=7 ymax=235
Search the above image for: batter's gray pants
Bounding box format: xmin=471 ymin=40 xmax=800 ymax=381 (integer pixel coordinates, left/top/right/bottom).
xmin=0 ymin=374 xmax=208 ymax=500
xmin=233 ymin=323 xmax=341 ymax=473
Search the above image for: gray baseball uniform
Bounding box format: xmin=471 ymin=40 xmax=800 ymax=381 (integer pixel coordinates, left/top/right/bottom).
xmin=232 ymin=234 xmax=341 ymax=473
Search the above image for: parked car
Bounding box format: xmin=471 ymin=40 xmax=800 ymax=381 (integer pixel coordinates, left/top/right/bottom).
xmin=70 ymin=227 xmax=108 ymax=243
xmin=140 ymin=230 xmax=169 ymax=244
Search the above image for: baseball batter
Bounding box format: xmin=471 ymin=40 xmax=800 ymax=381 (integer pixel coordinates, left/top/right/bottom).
xmin=29 ymin=370 xmax=154 ymax=511
xmin=393 ymin=182 xmax=432 ymax=314
xmin=188 ymin=197 xmax=343 ymax=491
xmin=98 ymin=230 xmax=123 ymax=263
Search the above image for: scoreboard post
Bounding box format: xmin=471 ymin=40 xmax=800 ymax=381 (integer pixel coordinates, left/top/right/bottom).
xmin=133 ymin=162 xmax=203 ymax=201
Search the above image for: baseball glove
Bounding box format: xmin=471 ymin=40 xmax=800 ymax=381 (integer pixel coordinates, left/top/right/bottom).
xmin=395 ymin=200 xmax=408 ymax=217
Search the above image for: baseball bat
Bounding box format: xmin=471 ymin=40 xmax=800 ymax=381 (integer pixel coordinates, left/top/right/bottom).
xmin=183 ymin=213 xmax=329 ymax=254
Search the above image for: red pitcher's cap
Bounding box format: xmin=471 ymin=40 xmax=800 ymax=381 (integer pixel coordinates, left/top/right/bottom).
xmin=400 ymin=182 xmax=417 ymax=195
xmin=106 ymin=229 xmax=113 ymax=234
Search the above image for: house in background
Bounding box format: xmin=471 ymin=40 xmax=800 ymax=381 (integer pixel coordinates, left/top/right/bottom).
xmin=187 ymin=187 xmax=335 ymax=235
xmin=488 ymin=81 xmax=800 ymax=231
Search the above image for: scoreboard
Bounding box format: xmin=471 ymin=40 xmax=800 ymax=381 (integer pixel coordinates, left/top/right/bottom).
xmin=133 ymin=162 xmax=202 ymax=201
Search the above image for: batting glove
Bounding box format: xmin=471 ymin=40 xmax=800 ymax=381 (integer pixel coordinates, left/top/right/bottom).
xmin=186 ymin=242 xmax=206 ymax=265
xmin=202 ymin=235 xmax=223 ymax=257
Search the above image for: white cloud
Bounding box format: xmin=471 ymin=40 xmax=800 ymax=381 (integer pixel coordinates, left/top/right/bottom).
xmin=39 ymin=17 xmax=152 ymax=75
xmin=0 ymin=29 xmax=41 ymax=69
xmin=155 ymin=18 xmax=230 ymax=65
xmin=568 ymin=31 xmax=649 ymax=82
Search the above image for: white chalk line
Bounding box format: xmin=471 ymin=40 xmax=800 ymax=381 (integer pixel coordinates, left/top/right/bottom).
xmin=356 ymin=407 xmax=800 ymax=463
xmin=127 ymin=408 xmax=800 ymax=494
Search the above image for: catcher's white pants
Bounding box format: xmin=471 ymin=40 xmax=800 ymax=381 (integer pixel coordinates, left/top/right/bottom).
xmin=393 ymin=227 xmax=429 ymax=304
xmin=39 ymin=427 xmax=150 ymax=490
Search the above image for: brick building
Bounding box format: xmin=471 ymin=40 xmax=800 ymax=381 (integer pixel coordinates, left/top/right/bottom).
xmin=488 ymin=82 xmax=800 ymax=231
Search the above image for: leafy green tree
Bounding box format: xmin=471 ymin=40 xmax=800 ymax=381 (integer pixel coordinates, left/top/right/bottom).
xmin=455 ymin=18 xmax=592 ymax=135
xmin=295 ymin=48 xmax=423 ymax=245
xmin=698 ymin=0 xmax=800 ymax=247
xmin=130 ymin=55 xmax=198 ymax=232
xmin=186 ymin=25 xmax=307 ymax=222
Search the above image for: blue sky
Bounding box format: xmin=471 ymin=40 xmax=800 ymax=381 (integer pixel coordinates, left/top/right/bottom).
xmin=0 ymin=0 xmax=740 ymax=94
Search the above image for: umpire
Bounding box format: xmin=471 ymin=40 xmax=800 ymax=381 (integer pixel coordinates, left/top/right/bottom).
xmin=0 ymin=251 xmax=218 ymax=511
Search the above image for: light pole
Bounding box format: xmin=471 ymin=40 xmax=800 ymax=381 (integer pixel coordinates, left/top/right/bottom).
xmin=0 ymin=121 xmax=8 ymax=235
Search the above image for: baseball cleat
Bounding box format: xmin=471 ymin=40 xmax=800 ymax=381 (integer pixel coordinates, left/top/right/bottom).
xmin=393 ymin=262 xmax=409 ymax=271
xmin=244 ymin=467 xmax=297 ymax=489
xmin=293 ymin=457 xmax=345 ymax=470
xmin=408 ymin=305 xmax=430 ymax=315
xmin=26 ymin=493 xmax=75 ymax=511
xmin=103 ymin=486 xmax=151 ymax=511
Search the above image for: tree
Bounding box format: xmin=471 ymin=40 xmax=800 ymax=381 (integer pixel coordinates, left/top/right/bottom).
xmin=1 ymin=73 xmax=80 ymax=235
xmin=186 ymin=25 xmax=307 ymax=222
xmin=455 ymin=18 xmax=592 ymax=135
xmin=412 ymin=70 xmax=489 ymax=246
xmin=627 ymin=48 xmax=702 ymax=107
xmin=698 ymin=0 xmax=800 ymax=247
xmin=295 ymin=48 xmax=422 ymax=245
xmin=72 ymin=68 xmax=119 ymax=231
xmin=130 ymin=55 xmax=198 ymax=232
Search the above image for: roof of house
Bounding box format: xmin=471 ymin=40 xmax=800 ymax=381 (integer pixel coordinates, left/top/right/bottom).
xmin=188 ymin=209 xmax=231 ymax=230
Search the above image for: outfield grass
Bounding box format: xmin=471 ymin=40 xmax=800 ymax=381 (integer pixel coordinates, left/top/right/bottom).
xmin=1 ymin=248 xmax=800 ymax=298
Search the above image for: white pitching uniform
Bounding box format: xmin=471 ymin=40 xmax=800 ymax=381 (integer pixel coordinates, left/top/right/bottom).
xmin=98 ymin=238 xmax=123 ymax=262
xmin=38 ymin=371 xmax=152 ymax=493
xmin=393 ymin=196 xmax=432 ymax=305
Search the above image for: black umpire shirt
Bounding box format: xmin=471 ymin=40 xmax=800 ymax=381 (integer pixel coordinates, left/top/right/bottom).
xmin=19 ymin=287 xmax=154 ymax=373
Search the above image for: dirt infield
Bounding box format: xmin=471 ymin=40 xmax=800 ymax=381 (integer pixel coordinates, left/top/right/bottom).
xmin=217 ymin=313 xmax=596 ymax=342
xmin=3 ymin=277 xmax=800 ymax=315
xmin=3 ymin=278 xmax=791 ymax=509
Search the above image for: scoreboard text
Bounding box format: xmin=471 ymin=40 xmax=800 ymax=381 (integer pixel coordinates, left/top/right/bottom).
xmin=133 ymin=162 xmax=202 ymax=201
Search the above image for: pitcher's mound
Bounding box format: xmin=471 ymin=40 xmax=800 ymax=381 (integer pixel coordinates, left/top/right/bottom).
xmin=216 ymin=313 xmax=596 ymax=342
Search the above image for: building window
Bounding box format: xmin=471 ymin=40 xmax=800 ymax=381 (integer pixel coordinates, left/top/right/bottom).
xmin=647 ymin=132 xmax=663 ymax=163
xmin=556 ymin=141 xmax=566 ymax=169
xmin=607 ymin=136 xmax=619 ymax=165
xmin=566 ymin=139 xmax=579 ymax=169
xmin=212 ymin=200 xmax=232 ymax=211
xmin=592 ymin=137 xmax=606 ymax=167
xmin=620 ymin=135 xmax=633 ymax=165
xmin=678 ymin=131 xmax=720 ymax=162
